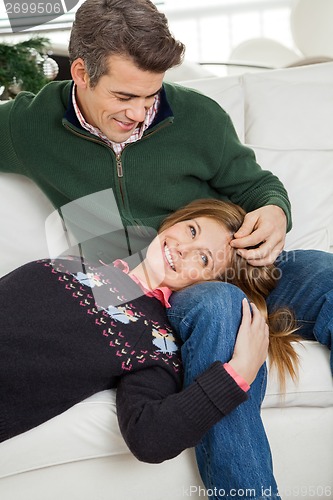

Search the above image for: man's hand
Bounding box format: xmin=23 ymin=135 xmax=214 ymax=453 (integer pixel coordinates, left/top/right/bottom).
xmin=228 ymin=299 xmax=269 ymax=386
xmin=230 ymin=205 xmax=287 ymax=266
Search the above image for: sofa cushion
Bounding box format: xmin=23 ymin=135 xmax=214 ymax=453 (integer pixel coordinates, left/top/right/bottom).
xmin=244 ymin=78 xmax=333 ymax=149
xmin=263 ymin=341 xmax=333 ymax=409
xmin=0 ymin=174 xmax=54 ymax=277
xmin=252 ymin=146 xmax=333 ymax=251
xmin=0 ymin=341 xmax=331 ymax=480
xmin=243 ymin=62 xmax=333 ymax=149
xmin=0 ymin=390 xmax=124 ymax=479
xmin=240 ymin=63 xmax=333 ymax=251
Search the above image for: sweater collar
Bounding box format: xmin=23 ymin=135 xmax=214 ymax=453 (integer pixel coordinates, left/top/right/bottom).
xmin=147 ymin=85 xmax=173 ymax=129
xmin=64 ymin=81 xmax=82 ymax=129
xmin=63 ymin=81 xmax=174 ymax=133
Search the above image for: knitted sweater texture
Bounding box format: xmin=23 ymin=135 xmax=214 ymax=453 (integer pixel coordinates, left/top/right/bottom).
xmin=0 ymin=81 xmax=291 ymax=263
xmin=0 ymin=258 xmax=247 ymax=462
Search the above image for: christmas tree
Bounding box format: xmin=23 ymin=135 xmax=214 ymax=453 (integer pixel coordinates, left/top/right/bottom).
xmin=0 ymin=36 xmax=58 ymax=99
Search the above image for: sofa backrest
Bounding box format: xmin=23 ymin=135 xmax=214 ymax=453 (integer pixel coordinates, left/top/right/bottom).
xmin=181 ymin=62 xmax=333 ymax=254
xmin=0 ymin=174 xmax=67 ymax=277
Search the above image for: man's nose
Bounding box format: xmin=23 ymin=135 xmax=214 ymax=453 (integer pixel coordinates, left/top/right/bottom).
xmin=126 ymin=100 xmax=147 ymax=122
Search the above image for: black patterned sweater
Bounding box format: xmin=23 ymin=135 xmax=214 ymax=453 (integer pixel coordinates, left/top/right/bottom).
xmin=0 ymin=257 xmax=248 ymax=462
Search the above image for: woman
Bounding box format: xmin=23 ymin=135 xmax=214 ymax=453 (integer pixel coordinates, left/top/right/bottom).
xmin=0 ymin=199 xmax=297 ymax=495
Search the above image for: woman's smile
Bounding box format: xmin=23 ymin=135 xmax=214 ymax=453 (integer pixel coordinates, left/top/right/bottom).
xmin=164 ymin=243 xmax=176 ymax=271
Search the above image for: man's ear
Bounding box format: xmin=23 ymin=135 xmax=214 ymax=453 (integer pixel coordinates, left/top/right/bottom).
xmin=71 ymin=58 xmax=89 ymax=88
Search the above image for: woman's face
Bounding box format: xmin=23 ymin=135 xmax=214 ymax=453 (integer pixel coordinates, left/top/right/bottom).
xmin=144 ymin=217 xmax=232 ymax=291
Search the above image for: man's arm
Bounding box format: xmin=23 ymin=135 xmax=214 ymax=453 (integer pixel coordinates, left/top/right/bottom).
xmin=210 ymin=115 xmax=291 ymax=265
xmin=0 ymin=99 xmax=26 ymax=174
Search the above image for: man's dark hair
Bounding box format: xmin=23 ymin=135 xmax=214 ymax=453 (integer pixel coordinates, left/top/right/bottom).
xmin=68 ymin=0 xmax=185 ymax=86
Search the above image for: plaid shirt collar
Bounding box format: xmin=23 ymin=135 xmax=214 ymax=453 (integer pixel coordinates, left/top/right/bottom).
xmin=72 ymin=84 xmax=160 ymax=155
xmin=112 ymin=259 xmax=172 ymax=308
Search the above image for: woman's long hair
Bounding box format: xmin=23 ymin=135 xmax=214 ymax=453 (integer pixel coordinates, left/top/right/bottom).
xmin=160 ymin=198 xmax=300 ymax=391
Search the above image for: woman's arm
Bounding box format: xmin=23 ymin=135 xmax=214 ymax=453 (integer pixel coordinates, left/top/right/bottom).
xmin=116 ymin=300 xmax=268 ymax=464
xmin=116 ymin=359 xmax=247 ymax=464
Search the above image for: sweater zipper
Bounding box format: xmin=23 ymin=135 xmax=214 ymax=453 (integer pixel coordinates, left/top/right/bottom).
xmin=116 ymin=153 xmax=125 ymax=204
xmin=64 ymin=122 xmax=124 ymax=189
xmin=116 ymin=154 xmax=123 ymax=178
xmin=115 ymin=121 xmax=172 ymax=202
xmin=115 ymin=119 xmax=172 ymax=177
xmin=65 ymin=122 xmax=123 ymax=180
xmin=64 ymin=119 xmax=172 ymax=205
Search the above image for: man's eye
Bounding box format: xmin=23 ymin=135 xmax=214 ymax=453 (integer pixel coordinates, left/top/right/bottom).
xmin=189 ymin=225 xmax=196 ymax=238
xmin=117 ymin=97 xmax=131 ymax=102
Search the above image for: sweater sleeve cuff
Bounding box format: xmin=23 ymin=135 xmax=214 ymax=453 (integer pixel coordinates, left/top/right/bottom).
xmin=178 ymin=361 xmax=248 ymax=434
xmin=195 ymin=362 xmax=248 ymax=416
xmin=223 ymin=362 xmax=250 ymax=392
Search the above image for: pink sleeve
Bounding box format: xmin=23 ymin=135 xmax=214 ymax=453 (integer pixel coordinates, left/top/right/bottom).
xmin=223 ymin=363 xmax=250 ymax=392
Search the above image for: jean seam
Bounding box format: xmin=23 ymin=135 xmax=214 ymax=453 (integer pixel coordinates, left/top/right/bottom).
xmin=260 ymin=364 xmax=268 ymax=403
xmin=183 ymin=339 xmax=194 ymax=384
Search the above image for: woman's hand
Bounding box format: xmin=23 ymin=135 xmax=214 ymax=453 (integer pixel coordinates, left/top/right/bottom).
xmin=228 ymin=299 xmax=269 ymax=385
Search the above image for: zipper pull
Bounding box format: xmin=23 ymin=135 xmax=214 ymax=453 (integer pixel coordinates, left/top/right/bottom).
xmin=116 ymin=155 xmax=123 ymax=177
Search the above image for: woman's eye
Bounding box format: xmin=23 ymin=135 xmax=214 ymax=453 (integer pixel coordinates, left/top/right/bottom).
xmin=189 ymin=225 xmax=196 ymax=238
xmin=201 ymin=254 xmax=208 ymax=267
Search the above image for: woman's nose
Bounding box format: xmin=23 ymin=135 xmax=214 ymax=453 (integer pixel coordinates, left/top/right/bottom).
xmin=177 ymin=243 xmax=191 ymax=258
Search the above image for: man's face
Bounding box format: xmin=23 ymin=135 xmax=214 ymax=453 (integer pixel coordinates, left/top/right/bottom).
xmin=74 ymin=54 xmax=165 ymax=144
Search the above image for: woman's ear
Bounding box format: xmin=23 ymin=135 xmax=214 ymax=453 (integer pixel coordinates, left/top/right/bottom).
xmin=71 ymin=58 xmax=90 ymax=89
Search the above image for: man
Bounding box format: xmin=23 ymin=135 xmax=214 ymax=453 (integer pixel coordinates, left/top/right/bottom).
xmin=0 ymin=1 xmax=332 ymax=499
xmin=0 ymin=0 xmax=288 ymax=266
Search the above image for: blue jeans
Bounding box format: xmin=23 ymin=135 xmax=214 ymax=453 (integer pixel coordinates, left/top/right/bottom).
xmin=268 ymin=250 xmax=332 ymax=371
xmin=167 ymin=249 xmax=333 ymax=500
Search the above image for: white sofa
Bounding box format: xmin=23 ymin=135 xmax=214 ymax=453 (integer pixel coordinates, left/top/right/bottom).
xmin=0 ymin=62 xmax=333 ymax=500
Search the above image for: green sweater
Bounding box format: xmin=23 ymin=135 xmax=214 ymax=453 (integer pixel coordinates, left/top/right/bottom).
xmin=0 ymin=80 xmax=291 ymax=262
